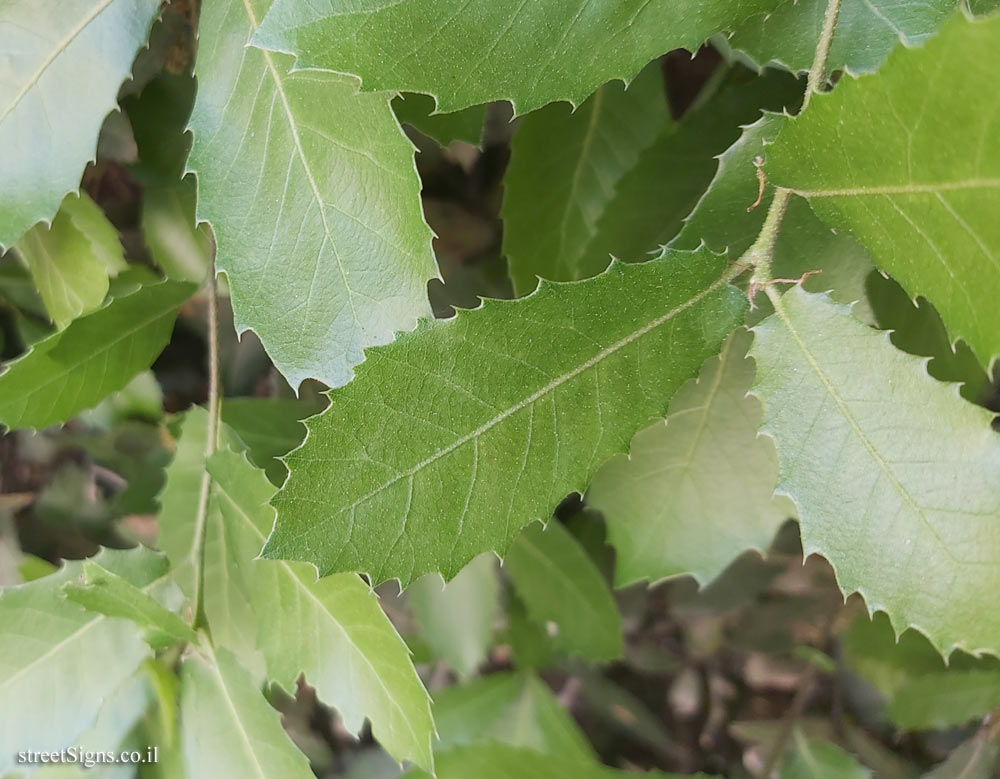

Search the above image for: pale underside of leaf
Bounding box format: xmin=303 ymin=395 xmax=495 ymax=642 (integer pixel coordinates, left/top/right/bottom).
xmin=0 ymin=0 xmax=161 ymax=249
xmin=768 ymin=12 xmax=1000 ymax=370
xmin=588 ymin=329 xmax=792 ymax=588
xmin=188 ymin=0 xmax=436 ymax=389
xmin=206 ymin=448 xmax=435 ymax=771
xmin=751 ymin=288 xmax=1000 ymax=657
xmin=180 ymin=645 xmax=314 ymax=779
xmin=268 ymin=249 xmax=747 ymax=585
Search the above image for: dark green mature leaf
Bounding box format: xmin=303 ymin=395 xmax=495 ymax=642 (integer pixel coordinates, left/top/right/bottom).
xmin=432 ymin=672 xmax=593 ymax=760
xmin=0 ymin=0 xmax=160 ymax=249
xmin=0 ymin=281 xmax=195 ymax=430
xmin=505 ymin=521 xmax=622 ymax=661
xmin=751 ymin=288 xmax=1000 ymax=656
xmin=585 ymin=69 xmax=802 ymax=273
xmin=189 ymin=0 xmax=437 ymax=389
xmin=0 ymin=548 xmax=161 ymax=773
xmin=221 ymin=397 xmax=317 ymax=485
xmin=589 ymin=329 xmax=791 ymax=587
xmin=769 ymin=12 xmax=1000 ymax=369
xmin=728 ymin=0 xmax=956 ymax=76
xmin=180 ymin=646 xmax=314 ymax=779
xmin=408 ymin=553 xmax=499 ymax=678
xmin=503 ymin=64 xmax=669 ymax=293
xmin=63 ymin=558 xmax=196 ymax=649
xmin=15 ymin=192 xmax=126 ymax=327
xmin=252 ymin=0 xmax=781 ymax=114
xmin=890 ymin=671 xmax=1000 ymax=731
xmin=392 ymin=94 xmax=487 ymax=148
xmin=206 ymin=448 xmax=435 ymax=771
xmin=268 ymin=249 xmax=747 ymax=585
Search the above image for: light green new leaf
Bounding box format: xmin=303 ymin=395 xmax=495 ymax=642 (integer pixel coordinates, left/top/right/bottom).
xmin=408 ymin=553 xmax=499 ymax=678
xmin=728 ymin=0 xmax=956 ymax=76
xmin=504 ymin=521 xmax=622 ymax=662
xmin=268 ymin=249 xmax=747 ymax=585
xmin=889 ymin=671 xmax=1000 ymax=731
xmin=252 ymin=0 xmax=781 ymax=114
xmin=15 ymin=192 xmax=126 ymax=328
xmin=768 ymin=12 xmax=1000 ymax=369
xmin=751 ymin=288 xmax=1000 ymax=656
xmin=189 ymin=0 xmax=437 ymax=389
xmin=503 ymin=64 xmax=669 ymax=294
xmin=143 ymin=180 xmax=211 ymax=284
xmin=0 ymin=281 xmax=195 ymax=430
xmin=179 ymin=646 xmax=313 ymax=779
xmin=392 ymin=94 xmax=487 ymax=148
xmin=63 ymin=559 xmax=196 ymax=649
xmin=780 ymin=732 xmax=871 ymax=779
xmin=0 ymin=547 xmax=161 ymax=773
xmin=432 ymin=672 xmax=593 ymax=760
xmin=0 ymin=0 xmax=160 ymax=249
xmin=588 ymin=329 xmax=791 ymax=587
xmin=405 ymin=744 xmax=704 ymax=779
xmin=206 ymin=448 xmax=435 ymax=771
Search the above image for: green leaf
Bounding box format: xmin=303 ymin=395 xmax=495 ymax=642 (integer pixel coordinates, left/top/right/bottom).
xmin=405 ymin=743 xmax=704 ymax=779
xmin=0 ymin=280 xmax=194 ymax=430
xmin=251 ymin=0 xmax=780 ymax=114
xmin=728 ymin=0 xmax=956 ymax=76
xmin=268 ymin=249 xmax=747 ymax=585
xmin=188 ymin=0 xmax=437 ymax=389
xmin=842 ymin=612 xmax=947 ymax=701
xmin=672 ymin=114 xmax=875 ymax=316
xmin=206 ymin=448 xmax=435 ymax=771
xmin=408 ymin=553 xmax=500 ymax=678
xmin=63 ymin=558 xmax=196 ymax=649
xmin=15 ymin=192 xmax=125 ymax=328
xmin=0 ymin=548 xmax=160 ymax=773
xmin=179 ymin=646 xmax=313 ymax=779
xmin=780 ymin=732 xmax=871 ymax=779
xmin=588 ymin=329 xmax=791 ymax=587
xmin=504 ymin=521 xmax=622 ymax=661
xmin=768 ymin=12 xmax=1000 ymax=369
xmin=502 ymin=64 xmax=669 ymax=293
xmin=889 ymin=671 xmax=1000 ymax=731
xmin=923 ymin=722 xmax=1000 ymax=779
xmin=392 ymin=93 xmax=487 ymax=148
xmin=750 ymin=287 xmax=1000 ymax=656
xmin=221 ymin=397 xmax=318 ymax=485
xmin=584 ymin=69 xmax=802 ymax=274
xmin=0 ymin=0 xmax=161 ymax=248
xmin=142 ymin=180 xmax=211 ymax=284
xmin=432 ymin=672 xmax=593 ymax=760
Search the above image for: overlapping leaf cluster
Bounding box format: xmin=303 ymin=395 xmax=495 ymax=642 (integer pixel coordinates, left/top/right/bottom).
xmin=1 ymin=0 xmax=999 ymax=774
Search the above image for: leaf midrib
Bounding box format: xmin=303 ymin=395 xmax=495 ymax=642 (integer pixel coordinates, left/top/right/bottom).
xmin=792 ymin=178 xmax=1000 ymax=198
xmin=215 ymin=484 xmax=427 ymax=752
xmin=331 ymin=261 xmax=741 ymax=518
xmin=770 ymin=290 xmax=956 ymax=561
xmin=0 ymin=0 xmax=117 ymax=125
xmin=237 ymin=0 xmax=362 ymax=331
